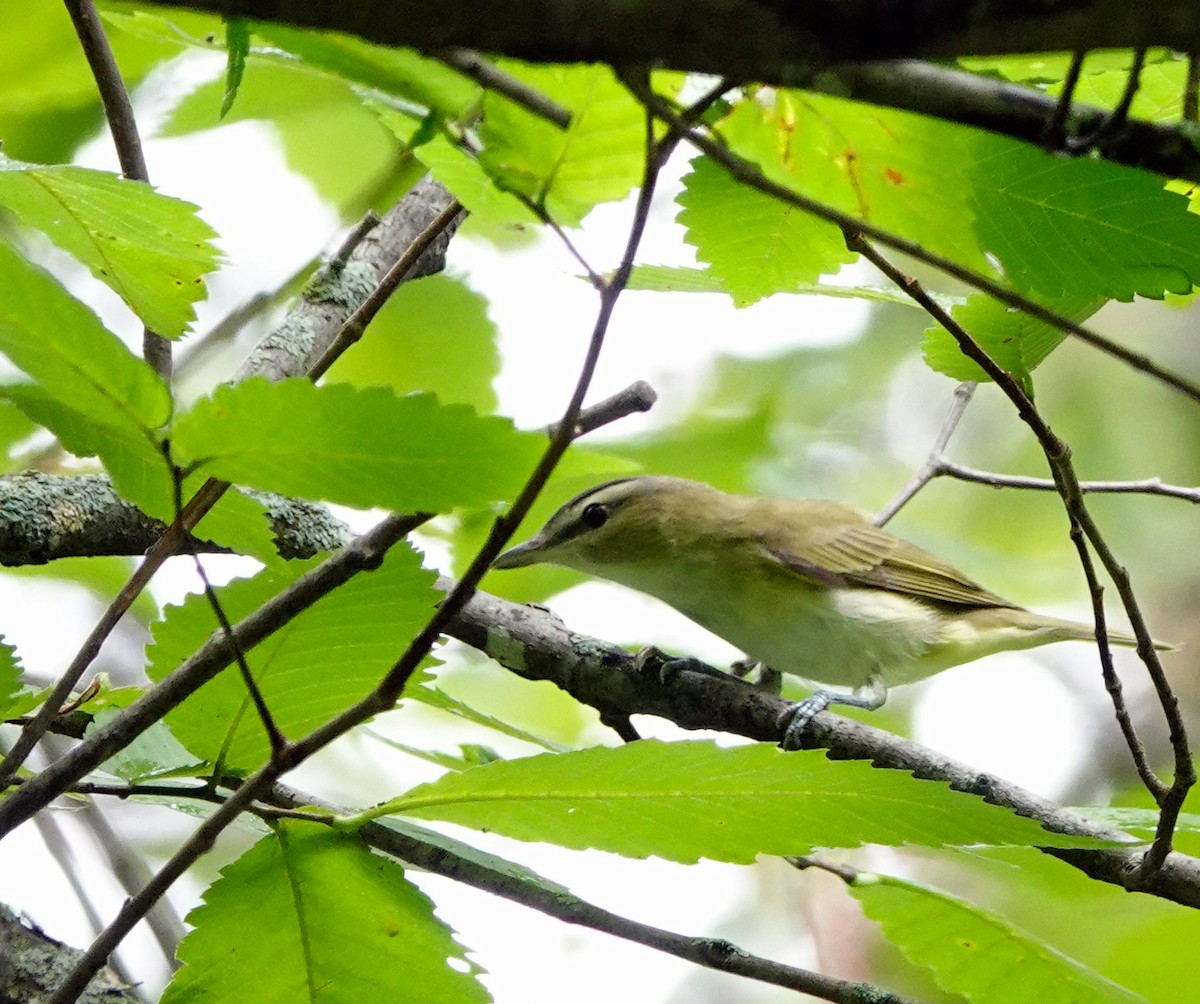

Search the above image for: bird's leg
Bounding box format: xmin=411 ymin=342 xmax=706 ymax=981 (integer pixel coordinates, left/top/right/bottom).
xmin=778 ymin=674 xmax=888 ymax=750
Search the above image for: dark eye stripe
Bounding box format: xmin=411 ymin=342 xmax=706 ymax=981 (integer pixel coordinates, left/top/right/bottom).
xmin=558 ymin=476 xmax=636 ymax=511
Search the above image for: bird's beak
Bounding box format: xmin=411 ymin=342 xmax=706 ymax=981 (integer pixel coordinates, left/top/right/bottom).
xmin=493 ymin=537 xmax=545 ymax=569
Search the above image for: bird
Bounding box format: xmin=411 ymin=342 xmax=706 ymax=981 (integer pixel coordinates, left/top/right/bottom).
xmin=491 ymin=475 xmax=1168 ymax=743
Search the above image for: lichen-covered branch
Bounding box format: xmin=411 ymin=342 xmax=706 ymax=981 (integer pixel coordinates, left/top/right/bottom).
xmin=0 ymin=473 xmax=349 ymax=565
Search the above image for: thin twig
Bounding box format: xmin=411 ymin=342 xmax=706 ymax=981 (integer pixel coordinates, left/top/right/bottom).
xmin=1068 ymin=48 xmax=1148 ymax=152
xmin=631 ymin=84 xmax=1200 ymax=406
xmin=544 ymin=380 xmax=657 ymax=438
xmin=1041 ymin=50 xmax=1085 ymax=146
xmin=63 ymin=0 xmax=171 ymax=381
xmin=171 ymin=465 xmax=286 ymax=759
xmin=439 ymin=48 xmax=572 ymax=128
xmin=787 ymin=855 xmax=860 ymax=884
xmin=938 ymin=462 xmax=1200 ymax=504
xmin=875 ymin=381 xmax=976 ymax=526
xmin=305 ymin=200 xmax=465 ymax=380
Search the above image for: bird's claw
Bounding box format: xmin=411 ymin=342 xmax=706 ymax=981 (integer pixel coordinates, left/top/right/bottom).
xmin=777 ymin=692 xmax=832 ymax=750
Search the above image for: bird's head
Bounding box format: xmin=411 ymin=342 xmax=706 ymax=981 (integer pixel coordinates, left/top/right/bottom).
xmin=493 ymin=475 xmax=727 ymax=576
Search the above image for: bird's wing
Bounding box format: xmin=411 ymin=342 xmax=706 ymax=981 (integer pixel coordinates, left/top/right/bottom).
xmin=757 ymin=502 xmax=1017 ymax=609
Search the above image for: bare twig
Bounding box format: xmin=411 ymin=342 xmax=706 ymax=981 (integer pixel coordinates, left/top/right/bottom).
xmin=875 ymin=382 xmax=976 ymax=526
xmin=1041 ymin=50 xmax=1085 ymax=146
xmin=63 ymin=0 xmax=171 ymax=381
xmin=545 ymin=380 xmax=658 ymax=438
xmin=1068 ymin=48 xmax=1148 ymax=151
xmin=440 ymin=48 xmax=572 ymax=128
xmin=306 ymin=199 xmax=465 ymax=380
xmin=172 ymin=472 xmax=286 ymax=760
xmin=938 ymin=463 xmax=1200 ymax=504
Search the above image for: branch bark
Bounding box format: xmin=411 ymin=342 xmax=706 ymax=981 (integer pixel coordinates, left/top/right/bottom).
xmin=445 ymin=584 xmax=1200 ymax=909
xmin=126 ymin=1 xmax=1200 ymax=72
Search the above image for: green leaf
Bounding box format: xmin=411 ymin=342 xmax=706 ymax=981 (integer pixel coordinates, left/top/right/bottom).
xmin=712 ymin=90 xmax=995 ymax=281
xmin=170 ymin=378 xmax=543 ymax=513
xmin=0 ymin=243 xmax=170 ymax=428
xmin=478 ymin=62 xmax=644 ymax=226
xmin=969 ymin=143 xmax=1200 ymax=301
xmin=0 ymin=4 xmax=168 ymax=164
xmin=385 ymin=740 xmax=1115 ymax=863
xmin=920 ymin=291 xmax=1104 ymax=386
xmin=326 ymin=274 xmax=500 ymax=413
xmin=401 ymin=686 xmax=569 ymax=753
xmin=220 ymin=18 xmax=250 ymax=119
xmin=252 ymin=25 xmax=480 ymax=122
xmin=408 ymin=132 xmax=539 ymax=227
xmin=0 ymin=637 xmax=49 ymax=721
xmin=90 ymin=708 xmax=202 ymax=782
xmin=0 ymin=386 xmax=174 ymax=515
xmin=0 ymin=637 xmax=24 ymax=715
xmin=0 ymin=398 xmax=36 ymax=470
xmin=1068 ymin=806 xmax=1200 ymax=838
xmin=852 ymin=873 xmax=1148 ymax=1003
xmin=677 ymin=155 xmax=856 ymax=306
xmin=625 ymin=263 xmax=963 ymax=310
xmin=958 ymin=50 xmax=1163 ymax=85
xmin=188 ymin=485 xmax=295 ymax=567
xmin=147 ymin=543 xmax=438 ymax=771
xmin=1068 ymin=56 xmax=1187 ymax=123
xmin=0 ymin=243 xmax=171 ymax=507
xmin=0 ymin=157 xmax=221 ymax=336
xmin=163 ymin=822 xmax=488 ymax=1004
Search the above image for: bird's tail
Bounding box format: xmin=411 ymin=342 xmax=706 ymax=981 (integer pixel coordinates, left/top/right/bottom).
xmin=1051 ymin=618 xmax=1174 ymax=652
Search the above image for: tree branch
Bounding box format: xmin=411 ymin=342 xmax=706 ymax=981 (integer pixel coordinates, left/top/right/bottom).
xmin=809 ymin=59 xmax=1200 ymax=183
xmin=442 ymin=584 xmax=1200 ymax=908
xmin=116 ymin=1 xmax=1200 ymax=79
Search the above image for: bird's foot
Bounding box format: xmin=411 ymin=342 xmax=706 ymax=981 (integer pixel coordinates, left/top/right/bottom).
xmin=777 ymin=693 xmax=833 ymax=750
xmin=777 ymin=677 xmax=888 ymax=750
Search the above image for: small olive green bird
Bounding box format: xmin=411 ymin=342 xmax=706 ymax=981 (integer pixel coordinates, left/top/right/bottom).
xmin=493 ymin=475 xmax=1164 ymax=735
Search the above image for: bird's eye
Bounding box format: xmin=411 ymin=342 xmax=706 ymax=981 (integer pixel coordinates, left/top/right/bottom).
xmin=580 ymin=502 xmax=609 ymax=529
